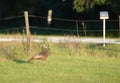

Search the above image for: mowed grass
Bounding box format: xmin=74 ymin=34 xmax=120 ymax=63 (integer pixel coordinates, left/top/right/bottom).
xmin=0 ymin=56 xmax=120 ymax=83
xmin=0 ymin=41 xmax=120 ymax=83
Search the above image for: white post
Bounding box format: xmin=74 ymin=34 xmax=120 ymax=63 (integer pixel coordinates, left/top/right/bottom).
xmin=47 ymin=10 xmax=52 ymax=25
xmin=103 ymin=19 xmax=106 ymax=46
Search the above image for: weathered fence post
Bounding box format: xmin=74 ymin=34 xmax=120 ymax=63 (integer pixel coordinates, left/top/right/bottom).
xmin=24 ymin=11 xmax=31 ymax=51
xmin=75 ymin=21 xmax=79 ymax=37
xmin=82 ymin=21 xmax=87 ymax=37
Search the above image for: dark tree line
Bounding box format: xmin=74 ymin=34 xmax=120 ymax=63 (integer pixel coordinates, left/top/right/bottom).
xmin=0 ymin=0 xmax=119 ymax=19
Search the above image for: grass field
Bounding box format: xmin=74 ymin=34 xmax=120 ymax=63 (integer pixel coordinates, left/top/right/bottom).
xmin=0 ymin=41 xmax=120 ymax=83
xmin=0 ymin=56 xmax=120 ymax=83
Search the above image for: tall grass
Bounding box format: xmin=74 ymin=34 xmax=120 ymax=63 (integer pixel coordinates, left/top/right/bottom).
xmin=0 ymin=41 xmax=120 ymax=61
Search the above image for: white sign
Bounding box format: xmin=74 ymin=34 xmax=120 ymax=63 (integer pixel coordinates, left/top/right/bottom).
xmin=100 ymin=11 xmax=109 ymax=19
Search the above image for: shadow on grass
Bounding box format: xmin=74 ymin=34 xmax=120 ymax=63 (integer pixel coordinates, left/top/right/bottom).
xmin=13 ymin=59 xmax=28 ymax=63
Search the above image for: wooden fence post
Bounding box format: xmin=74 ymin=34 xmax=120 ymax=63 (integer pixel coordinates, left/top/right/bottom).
xmin=75 ymin=21 xmax=79 ymax=37
xmin=24 ymin=11 xmax=31 ymax=51
xmin=82 ymin=21 xmax=87 ymax=37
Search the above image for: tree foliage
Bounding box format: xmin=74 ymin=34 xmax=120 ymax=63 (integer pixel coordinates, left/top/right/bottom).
xmin=73 ymin=0 xmax=107 ymax=12
xmin=108 ymin=0 xmax=120 ymax=15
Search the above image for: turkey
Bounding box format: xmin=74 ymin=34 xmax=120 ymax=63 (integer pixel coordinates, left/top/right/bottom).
xmin=27 ymin=45 xmax=49 ymax=63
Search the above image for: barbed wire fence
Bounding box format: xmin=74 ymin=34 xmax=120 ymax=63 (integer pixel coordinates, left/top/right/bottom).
xmin=0 ymin=13 xmax=120 ymax=38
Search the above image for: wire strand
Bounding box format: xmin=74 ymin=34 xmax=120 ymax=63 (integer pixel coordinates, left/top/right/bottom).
xmin=0 ymin=15 xmax=24 ymax=21
xmin=0 ymin=27 xmax=24 ymax=32
xmin=30 ymin=26 xmax=119 ymax=32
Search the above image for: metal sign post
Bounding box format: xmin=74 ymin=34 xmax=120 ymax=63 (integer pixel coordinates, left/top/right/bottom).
xmin=103 ymin=19 xmax=106 ymax=46
xmin=100 ymin=11 xmax=109 ymax=46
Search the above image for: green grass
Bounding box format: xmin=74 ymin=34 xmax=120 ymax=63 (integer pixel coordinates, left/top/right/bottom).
xmin=0 ymin=41 xmax=120 ymax=83
xmin=0 ymin=56 xmax=120 ymax=83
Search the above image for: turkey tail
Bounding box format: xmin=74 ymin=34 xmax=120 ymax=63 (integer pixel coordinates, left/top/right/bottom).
xmin=27 ymin=55 xmax=35 ymax=62
xmin=27 ymin=58 xmax=33 ymax=62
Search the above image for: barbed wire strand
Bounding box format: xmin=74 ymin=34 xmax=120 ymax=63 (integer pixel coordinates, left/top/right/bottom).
xmin=0 ymin=15 xmax=24 ymax=21
xmin=0 ymin=27 xmax=24 ymax=32
xmin=0 ymin=26 xmax=118 ymax=33
xmin=30 ymin=26 xmax=119 ymax=32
